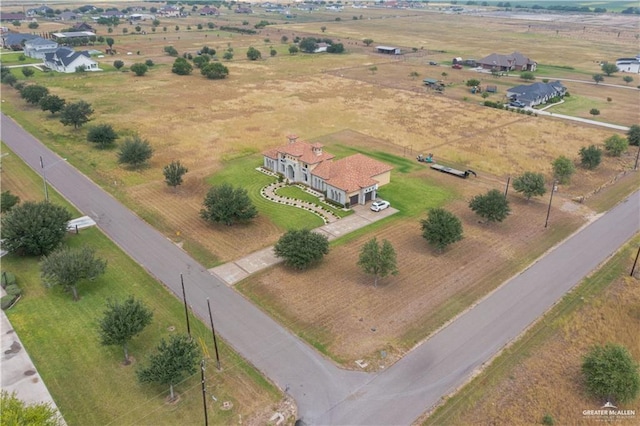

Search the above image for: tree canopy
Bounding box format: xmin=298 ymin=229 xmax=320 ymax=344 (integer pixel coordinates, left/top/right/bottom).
xmin=117 ymin=136 xmax=153 ymax=168
xmin=592 ymin=74 xmax=604 ymax=84
xmin=172 ymin=57 xmax=193 ymax=75
xmin=604 ymin=134 xmax=628 ymax=157
xmin=113 ymin=60 xmax=124 ymax=70
xmin=469 ymin=189 xmax=511 ymax=222
xmin=288 ymin=45 xmax=299 ymax=55
xmin=60 ymin=100 xmax=93 ymax=128
xmin=87 ymin=124 xmax=118 ymax=148
xmin=40 ymin=245 xmax=107 ymax=301
xmin=200 ymin=183 xmax=257 ymax=226
xmin=1 ymin=390 xmax=62 ymax=426
xmin=600 ymin=63 xmax=618 ymax=76
xmin=552 ymin=155 xmax=575 ymax=184
xmin=163 ymin=160 xmax=188 ymax=189
xmin=582 ymin=343 xmax=640 ymax=404
xmin=512 ymin=171 xmax=546 ymax=200
xmin=357 ymin=237 xmax=398 ymax=286
xmin=579 ymin=145 xmax=602 ymax=170
xmin=20 ymin=84 xmax=49 ymax=105
xmin=137 ymin=334 xmax=200 ymax=401
xmin=1 ymin=201 xmax=71 ymax=256
xmin=246 ymin=46 xmax=261 ymax=60
xmin=98 ymin=296 xmax=153 ymax=364
xmin=627 ymin=124 xmax=640 ymax=147
xmin=273 ymin=229 xmax=329 ymax=270
xmin=130 ymin=63 xmax=148 ymax=76
xmin=299 ymin=38 xmax=318 ymax=53
xmin=363 ymin=38 xmax=374 ymax=46
xmin=420 ymin=208 xmax=464 ymax=251
xmin=201 ymin=62 xmax=229 ymax=79
xmin=39 ymin=94 xmax=66 ymax=115
xmin=0 ymin=191 xmax=20 ymax=213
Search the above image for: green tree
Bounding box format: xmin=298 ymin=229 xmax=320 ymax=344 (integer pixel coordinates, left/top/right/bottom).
xmin=420 ymin=208 xmax=464 ymax=251
xmin=273 ymin=229 xmax=329 ymax=270
xmin=152 ymin=19 xmax=160 ymax=27
xmin=592 ymin=74 xmax=604 ymax=84
xmin=201 ymin=62 xmax=229 ymax=79
xmin=40 ymin=245 xmax=107 ymax=301
xmin=552 ymin=155 xmax=575 ymax=184
xmin=60 ymin=100 xmax=93 ymax=128
xmin=512 ymin=171 xmax=546 ymax=200
xmin=201 ymin=184 xmax=257 ymax=226
xmin=604 ymin=134 xmax=628 ymax=157
xmin=369 ymin=66 xmax=378 ymax=75
xmin=600 ymin=63 xmax=618 ymax=76
xmin=520 ymin=71 xmax=535 ymax=80
xmin=409 ymin=71 xmax=420 ymax=80
xmin=0 ymin=190 xmax=20 ymax=213
xmin=270 ymin=48 xmax=277 ymax=57
xmin=246 ymin=46 xmax=261 ymax=60
xmin=626 ymin=124 xmax=640 ymax=146
xmin=582 ymin=343 xmax=640 ymax=404
xmin=465 ymin=79 xmax=481 ymax=87
xmin=39 ymin=94 xmax=66 ymax=115
xmin=288 ymin=45 xmax=299 ymax=55
xmin=118 ymin=136 xmax=153 ymax=168
xmin=590 ymin=108 xmax=600 ymax=116
xmin=105 ymin=37 xmax=115 ymax=51
xmin=87 ymin=124 xmax=118 ymax=149
xmin=192 ymin=55 xmax=210 ymax=68
xmin=469 ymin=189 xmax=511 ymax=223
xmin=0 ymin=390 xmax=62 ymax=426
xmin=223 ymin=51 xmax=234 ymax=60
xmin=21 ymin=67 xmax=35 ymax=78
xmin=299 ymin=38 xmax=319 ymax=53
xmin=327 ymin=43 xmax=344 ymax=53
xmin=357 ymin=237 xmax=398 ymax=286
xmin=163 ymin=160 xmax=188 ymax=189
xmin=164 ymin=45 xmax=179 ymax=56
xmin=20 ymin=84 xmax=49 ymax=105
xmin=130 ymin=63 xmax=148 ymax=76
xmin=579 ymin=145 xmax=602 ymax=170
xmin=113 ymin=60 xmax=124 ymax=69
xmin=321 ymin=26 xmax=327 ymax=33
xmin=363 ymin=38 xmax=374 ymax=46
xmin=137 ymin=334 xmax=200 ymax=401
xmin=0 ymin=201 xmax=71 ymax=256
xmin=28 ymin=21 xmax=40 ymax=29
xmin=623 ymin=75 xmax=633 ymax=85
xmin=98 ymin=296 xmax=153 ymax=364
xmin=1 ymin=72 xmax=17 ymax=86
xmin=281 ymin=35 xmax=288 ymax=43
xmin=172 ymin=57 xmax=193 ymax=75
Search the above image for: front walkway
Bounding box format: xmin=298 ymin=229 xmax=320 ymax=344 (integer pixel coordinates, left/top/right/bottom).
xmin=209 ymin=204 xmax=397 ymax=285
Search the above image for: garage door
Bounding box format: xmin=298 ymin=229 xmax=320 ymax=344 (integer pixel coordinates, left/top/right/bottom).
xmin=365 ymin=191 xmax=373 ymax=202
xmin=350 ymin=194 xmax=359 ymax=206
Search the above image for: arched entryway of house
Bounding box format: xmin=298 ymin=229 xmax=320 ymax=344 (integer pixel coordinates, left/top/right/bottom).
xmin=286 ymin=165 xmax=295 ymax=180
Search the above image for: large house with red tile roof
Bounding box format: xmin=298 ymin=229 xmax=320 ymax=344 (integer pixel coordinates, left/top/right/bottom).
xmin=263 ymin=135 xmax=392 ymax=207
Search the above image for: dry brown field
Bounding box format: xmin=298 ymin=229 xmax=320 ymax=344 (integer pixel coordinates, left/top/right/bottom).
xmin=425 ymin=238 xmax=640 ymax=425
xmin=2 ymin=3 xmax=639 ymax=368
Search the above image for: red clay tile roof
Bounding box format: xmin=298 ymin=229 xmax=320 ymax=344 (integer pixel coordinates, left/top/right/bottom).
xmin=262 ymin=140 xmax=335 ymax=164
xmin=313 ymin=153 xmax=392 ymax=192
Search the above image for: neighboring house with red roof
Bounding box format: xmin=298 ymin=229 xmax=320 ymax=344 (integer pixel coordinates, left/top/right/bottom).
xmin=263 ymin=135 xmax=392 ymax=207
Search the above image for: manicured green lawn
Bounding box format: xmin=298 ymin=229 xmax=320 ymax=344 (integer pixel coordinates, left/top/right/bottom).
xmin=1 ymin=150 xmax=280 ymax=425
xmin=0 ymin=52 xmax=42 ymax=65
xmin=275 ymin=185 xmax=353 ymax=218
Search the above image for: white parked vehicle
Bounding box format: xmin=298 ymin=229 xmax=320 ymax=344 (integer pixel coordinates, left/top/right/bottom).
xmin=370 ymin=200 xmax=390 ymax=212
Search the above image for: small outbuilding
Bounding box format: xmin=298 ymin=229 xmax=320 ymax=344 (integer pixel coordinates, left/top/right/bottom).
xmin=376 ymin=46 xmax=401 ymax=55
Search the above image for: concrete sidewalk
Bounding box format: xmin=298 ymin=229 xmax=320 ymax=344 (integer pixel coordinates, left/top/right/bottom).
xmin=1 ymin=303 xmax=65 ymax=424
xmin=210 ymin=204 xmax=397 ymax=285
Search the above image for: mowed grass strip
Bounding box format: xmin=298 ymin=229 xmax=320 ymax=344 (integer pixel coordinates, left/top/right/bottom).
xmin=275 ymin=185 xmax=353 ymax=218
xmin=424 ymin=236 xmax=640 ymax=426
xmin=1 ymin=150 xmax=281 ymax=425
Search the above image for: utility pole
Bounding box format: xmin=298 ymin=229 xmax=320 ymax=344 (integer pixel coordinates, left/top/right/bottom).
xmin=180 ymin=274 xmax=191 ymax=339
xmin=40 ymin=156 xmax=49 ymax=202
xmin=504 ymin=176 xmax=510 ymax=198
xmin=544 ymin=180 xmax=557 ymax=228
xmin=631 ymin=246 xmax=640 ymax=277
xmin=207 ymin=298 xmax=221 ymax=370
xmin=200 ymin=359 xmax=208 ymax=426
xmin=634 ymin=143 xmax=640 ymax=170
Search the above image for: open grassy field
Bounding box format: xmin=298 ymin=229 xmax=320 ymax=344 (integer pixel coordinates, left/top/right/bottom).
xmin=2 ymin=1 xmax=638 ymax=370
xmin=0 ymin=144 xmax=284 ymax=425
xmin=424 ymin=236 xmax=640 ymax=425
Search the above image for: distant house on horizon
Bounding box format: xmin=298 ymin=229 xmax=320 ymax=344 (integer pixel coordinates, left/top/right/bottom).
xmin=615 ymin=54 xmax=640 ymax=74
xmin=477 ymin=52 xmax=537 ymax=72
xmin=263 ymin=135 xmax=392 ymax=207
xmin=44 ymin=46 xmax=100 ymax=73
xmin=1 ymin=32 xmax=39 ymax=50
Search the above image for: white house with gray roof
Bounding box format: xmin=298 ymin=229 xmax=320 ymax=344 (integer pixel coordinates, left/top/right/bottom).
xmin=506 ymin=81 xmax=566 ymax=107
xmin=24 ymin=37 xmax=59 ymax=59
xmin=44 ymin=47 xmax=100 ymax=73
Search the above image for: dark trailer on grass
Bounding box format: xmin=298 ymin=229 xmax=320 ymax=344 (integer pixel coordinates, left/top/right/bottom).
xmin=430 ymin=164 xmax=477 ymax=179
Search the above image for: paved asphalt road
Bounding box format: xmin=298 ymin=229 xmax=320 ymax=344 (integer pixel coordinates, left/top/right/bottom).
xmin=2 ymin=112 xmax=639 ymax=425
